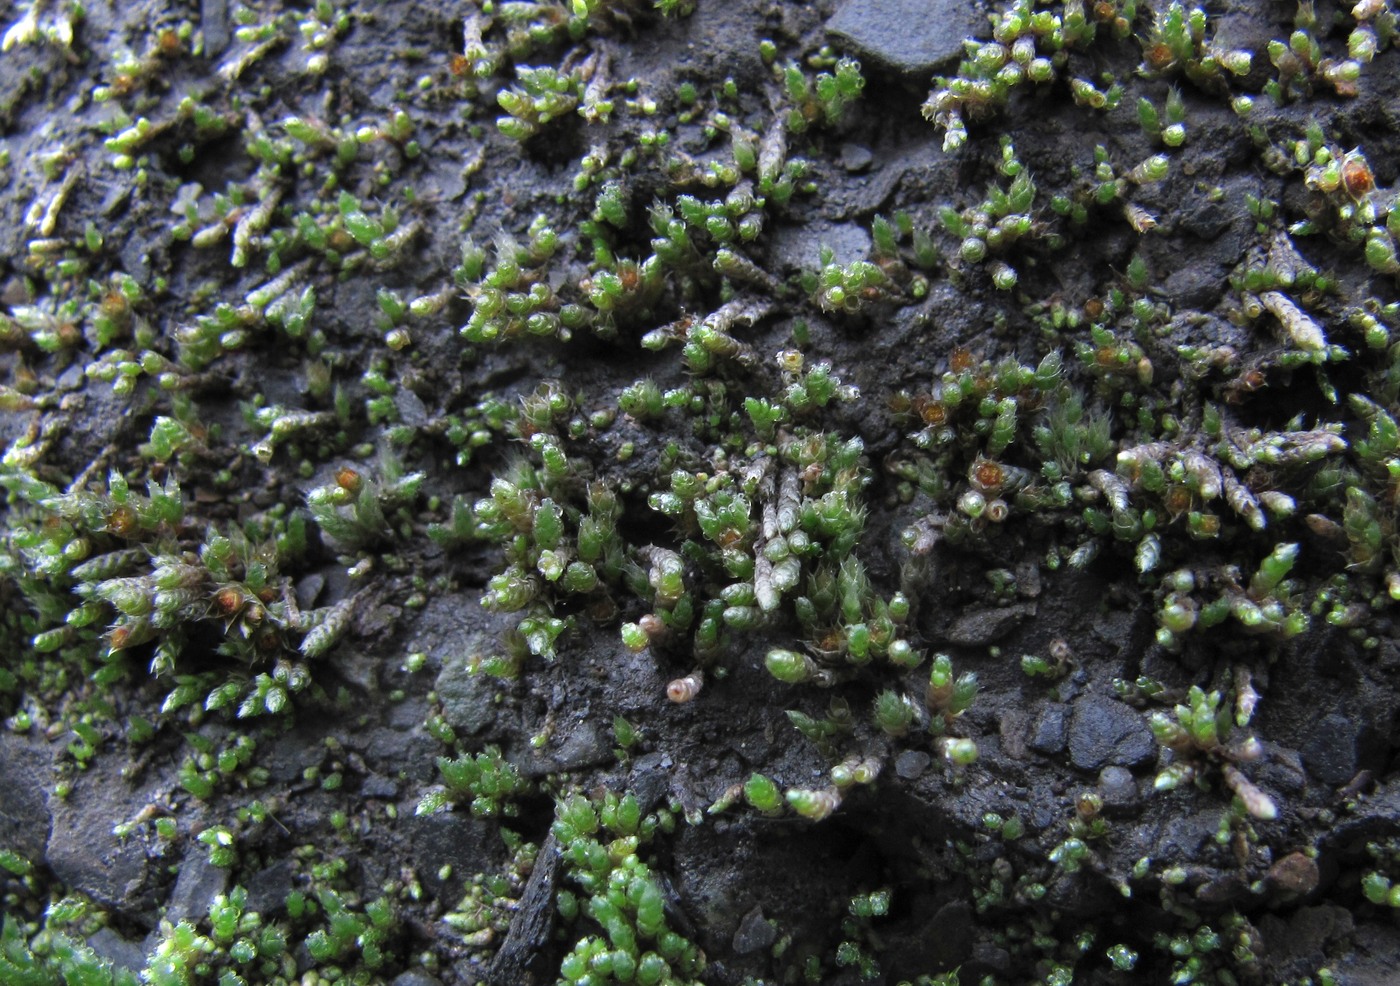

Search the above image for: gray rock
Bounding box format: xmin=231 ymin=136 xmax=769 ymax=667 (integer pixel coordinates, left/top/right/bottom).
xmin=163 ymin=850 xmax=229 ymax=927
xmin=1067 ymin=697 xmax=1154 ymax=771
xmin=769 ymin=220 xmax=871 ymax=275
xmin=56 ymin=363 xmax=86 ymax=391
xmin=628 ymin=756 xmax=674 ymax=814
xmin=360 ymin=774 xmax=400 ymax=800
xmin=1043 ymin=868 xmax=1119 ymax=917
xmin=0 ymin=734 xmax=53 ymax=862
xmin=1260 ymin=904 xmax=1354 ymax=971
xmin=924 ymin=899 xmax=974 ymax=967
xmin=395 ymin=387 xmax=430 ymax=428
xmin=827 ymin=0 xmax=985 ymax=77
xmin=1091 ymin=607 xmax=1137 ymax=650
xmin=333 ymin=646 xmax=384 ymax=693
xmin=46 ymin=780 xmax=149 ymax=910
xmin=54 ymin=387 xmax=131 ymax=475
xmin=85 ymin=927 xmax=146 ymax=976
xmin=391 ymin=972 xmax=444 ymax=986
xmin=404 ymin=812 xmax=495 ymax=900
xmin=1171 ymin=189 xmax=1233 ymax=241
xmin=1258 ymin=748 xmax=1309 ymax=796
xmin=1157 ymin=810 xmax=1220 ymax=863
xmin=839 ymin=143 xmax=874 ymax=172
xmin=1195 ymin=870 xmax=1250 ymax=905
xmin=527 ymin=720 xmax=611 ymax=775
xmin=1098 ymin=765 xmax=1139 ymax=809
xmin=945 ymin=602 xmax=1036 ymax=646
xmin=1163 ymin=255 xmax=1234 ymax=311
xmin=116 ymin=238 xmax=151 ymax=290
xmin=436 ymin=650 xmax=499 ymax=737
xmin=487 ymin=833 xmax=560 ymax=985
xmin=1159 ymin=182 xmax=1249 ymax=311
xmin=732 ymin=906 xmax=777 ymax=955
xmin=1028 ymin=802 xmax=1057 ymax=831
xmin=1027 ymin=703 xmax=1068 ymax=755
xmin=1015 ymin=560 xmax=1042 ymax=598
xmin=294 ymin=573 xmax=325 ymax=610
xmin=1212 ymin=0 xmax=1280 ymax=65
xmin=1321 ymin=918 xmax=1400 ymax=986
xmin=242 ymin=859 xmax=296 ymax=917
xmin=967 ymin=941 xmax=1012 ymax=979
xmin=201 ymin=0 xmax=232 ymax=56
xmin=1301 ymin=713 xmax=1360 ymax=785
xmin=658 ymin=0 xmax=767 ymax=93
xmin=1319 ymin=782 xmax=1400 ymax=857
xmin=895 ymin=750 xmax=932 ymax=779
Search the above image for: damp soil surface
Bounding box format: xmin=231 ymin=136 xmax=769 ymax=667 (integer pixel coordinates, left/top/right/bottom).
xmin=2 ymin=1 xmax=1400 ymax=984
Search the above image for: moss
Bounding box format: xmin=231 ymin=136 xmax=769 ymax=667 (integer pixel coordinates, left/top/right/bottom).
xmin=6 ymin=0 xmax=1400 ymax=978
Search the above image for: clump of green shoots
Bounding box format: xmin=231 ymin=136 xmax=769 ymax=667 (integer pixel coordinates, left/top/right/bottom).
xmin=416 ymin=747 xmax=528 ymax=818
xmin=306 ymin=459 xmax=423 ymax=553
xmin=1265 ymin=0 xmax=1361 ymax=103
xmin=939 ymin=137 xmax=1036 ymax=290
xmin=806 ymin=246 xmax=890 ymax=312
xmin=926 ymin=653 xmax=979 ymax=766
xmin=1150 ymin=684 xmax=1277 ymax=820
xmin=551 ymin=791 xmax=703 ymax=985
xmin=497 ymin=65 xmax=581 ymax=141
xmin=780 ymin=56 xmax=865 ymax=132
xmin=1137 ymin=2 xmax=1252 ymax=90
xmin=923 ymin=0 xmax=1119 ymax=151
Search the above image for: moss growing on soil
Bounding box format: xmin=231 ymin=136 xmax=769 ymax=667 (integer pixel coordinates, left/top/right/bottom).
xmin=2 ymin=0 xmax=1400 ymax=983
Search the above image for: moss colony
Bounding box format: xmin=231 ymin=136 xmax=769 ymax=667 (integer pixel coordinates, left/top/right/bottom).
xmin=2 ymin=0 xmax=1400 ymax=983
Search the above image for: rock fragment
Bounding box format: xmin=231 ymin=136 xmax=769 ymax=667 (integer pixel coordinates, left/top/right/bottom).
xmin=827 ymin=0 xmax=985 ymax=77
xmin=1067 ymin=697 xmax=1155 ymax=771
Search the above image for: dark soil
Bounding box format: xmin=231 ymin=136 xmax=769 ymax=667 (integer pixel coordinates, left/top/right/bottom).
xmin=2 ymin=1 xmax=1400 ymax=984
